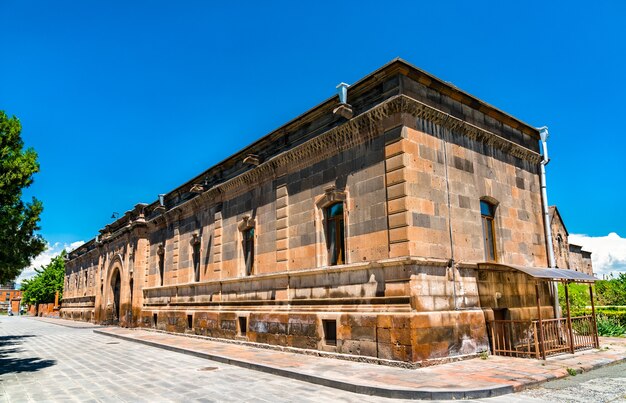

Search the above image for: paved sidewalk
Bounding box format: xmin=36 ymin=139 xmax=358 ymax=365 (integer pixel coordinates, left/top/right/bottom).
xmin=89 ymin=321 xmax=626 ymax=400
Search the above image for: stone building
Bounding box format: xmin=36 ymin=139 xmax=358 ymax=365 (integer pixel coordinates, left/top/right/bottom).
xmin=549 ymin=206 xmax=593 ymax=276
xmin=62 ymin=59 xmax=562 ymax=364
xmin=0 ymin=283 xmax=21 ymax=313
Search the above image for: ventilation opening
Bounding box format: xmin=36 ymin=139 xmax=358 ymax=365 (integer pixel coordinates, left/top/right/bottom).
xmin=187 ymin=314 xmax=193 ymax=329
xmin=153 ymin=313 xmax=158 ymax=327
xmin=238 ymin=316 xmax=247 ymax=336
xmin=323 ymin=319 xmax=337 ymax=346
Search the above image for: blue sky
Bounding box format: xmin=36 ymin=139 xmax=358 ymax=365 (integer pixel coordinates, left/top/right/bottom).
xmin=1 ymin=1 xmax=625 ymax=276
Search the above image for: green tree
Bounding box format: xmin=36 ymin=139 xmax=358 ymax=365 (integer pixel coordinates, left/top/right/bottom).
xmin=0 ymin=111 xmax=46 ymax=283
xmin=558 ymin=282 xmax=591 ymax=312
xmin=21 ymin=251 xmax=65 ymax=305
xmin=596 ymin=273 xmax=626 ymax=306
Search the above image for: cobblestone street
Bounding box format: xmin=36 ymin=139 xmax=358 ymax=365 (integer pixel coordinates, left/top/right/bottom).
xmin=0 ymin=317 xmax=395 ymax=402
xmin=511 ymin=361 xmax=626 ymax=403
xmin=2 ymin=316 xmax=625 ymax=403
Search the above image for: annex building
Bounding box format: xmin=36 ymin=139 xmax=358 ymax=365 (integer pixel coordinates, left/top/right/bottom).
xmin=61 ymin=59 xmax=595 ymax=364
xmin=549 ymin=206 xmax=593 ymax=276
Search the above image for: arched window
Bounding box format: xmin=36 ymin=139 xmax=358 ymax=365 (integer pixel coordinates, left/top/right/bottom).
xmin=326 ymin=203 xmax=345 ymax=266
xmin=480 ymin=200 xmax=497 ymax=262
xmin=556 ymin=234 xmax=564 ymax=259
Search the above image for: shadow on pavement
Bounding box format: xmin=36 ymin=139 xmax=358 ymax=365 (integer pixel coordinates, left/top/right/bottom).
xmin=0 ymin=334 xmax=56 ymax=375
xmin=0 ymin=356 xmax=56 ymax=375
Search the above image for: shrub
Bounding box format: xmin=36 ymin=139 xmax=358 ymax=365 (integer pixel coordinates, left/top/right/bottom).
xmin=572 ymin=319 xmax=592 ymax=335
xmin=596 ymin=314 xmax=626 ymax=337
xmin=595 ymin=274 xmax=626 ymax=306
xmin=570 ymin=308 xmax=626 ymax=327
xmin=558 ymin=283 xmax=590 ymax=312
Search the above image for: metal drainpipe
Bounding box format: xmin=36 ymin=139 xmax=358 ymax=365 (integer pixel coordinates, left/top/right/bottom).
xmin=538 ymin=126 xmax=560 ymax=318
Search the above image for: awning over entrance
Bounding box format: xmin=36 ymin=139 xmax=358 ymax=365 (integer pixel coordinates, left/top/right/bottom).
xmin=480 ymin=262 xmax=600 ymax=360
xmin=478 ymin=263 xmax=598 ymax=283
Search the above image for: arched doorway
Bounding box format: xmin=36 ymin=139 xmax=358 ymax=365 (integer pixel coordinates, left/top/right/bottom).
xmin=111 ymin=269 xmax=121 ymax=322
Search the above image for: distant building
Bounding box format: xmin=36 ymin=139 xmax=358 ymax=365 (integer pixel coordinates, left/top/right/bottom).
xmin=549 ymin=206 xmax=593 ymax=276
xmin=0 ymin=283 xmax=22 ymax=313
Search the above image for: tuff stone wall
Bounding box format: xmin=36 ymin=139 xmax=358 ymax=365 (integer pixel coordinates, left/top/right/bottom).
xmin=142 ymin=135 xmax=389 ymax=288
xmin=395 ymin=124 xmax=546 ymax=266
xmin=61 ymin=60 xmax=554 ymax=364
xmin=477 ymin=270 xmax=554 ymax=320
xmin=136 ymin=308 xmax=489 ymax=363
xmin=0 ymin=289 xmax=21 ymax=312
xmin=550 ymin=207 xmax=570 ymax=269
xmin=568 ymin=245 xmax=594 ymax=276
xmin=549 ymin=206 xmax=594 ymax=275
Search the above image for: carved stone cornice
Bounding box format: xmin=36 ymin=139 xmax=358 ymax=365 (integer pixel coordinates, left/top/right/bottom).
xmin=207 ymin=95 xmax=540 ymax=199
xmin=163 ymin=207 xmax=182 ymax=224
xmin=72 ymin=93 xmax=541 ymax=263
xmin=139 ymin=94 xmax=541 ymax=221
xmin=394 ymin=96 xmax=542 ymax=164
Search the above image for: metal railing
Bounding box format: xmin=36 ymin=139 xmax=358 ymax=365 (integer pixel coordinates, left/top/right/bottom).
xmin=487 ymin=315 xmax=598 ymax=359
xmin=488 ymin=319 xmax=539 ymax=358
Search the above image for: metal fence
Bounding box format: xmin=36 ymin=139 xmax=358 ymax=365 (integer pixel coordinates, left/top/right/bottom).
xmin=487 ymin=315 xmax=598 ymax=359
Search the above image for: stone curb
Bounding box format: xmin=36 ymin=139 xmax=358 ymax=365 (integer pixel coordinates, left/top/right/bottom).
xmin=94 ymin=329 xmax=513 ymax=400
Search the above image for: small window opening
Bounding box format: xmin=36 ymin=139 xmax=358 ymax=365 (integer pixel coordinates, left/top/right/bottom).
xmin=326 ymin=203 xmax=345 ymax=266
xmin=480 ymin=200 xmax=497 ymax=262
xmin=187 ymin=314 xmax=193 ymax=329
xmin=153 ymin=313 xmax=158 ymax=327
xmin=238 ymin=316 xmax=247 ymax=336
xmin=243 ymin=228 xmax=255 ymax=276
xmin=322 ymin=319 xmax=337 ymax=346
xmin=557 ymin=234 xmax=564 ymax=259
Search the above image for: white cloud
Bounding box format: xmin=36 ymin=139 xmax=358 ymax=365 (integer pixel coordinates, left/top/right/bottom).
xmin=15 ymin=240 xmax=85 ymax=287
xmin=569 ymin=232 xmax=626 ymax=278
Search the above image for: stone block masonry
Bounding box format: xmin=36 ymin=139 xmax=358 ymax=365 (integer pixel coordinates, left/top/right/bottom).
xmin=61 ymin=59 xmax=555 ymax=365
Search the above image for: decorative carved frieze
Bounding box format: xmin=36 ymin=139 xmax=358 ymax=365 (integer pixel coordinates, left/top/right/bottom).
xmin=195 ymin=95 xmax=541 ymax=204
xmin=69 ymin=94 xmax=540 ymax=260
